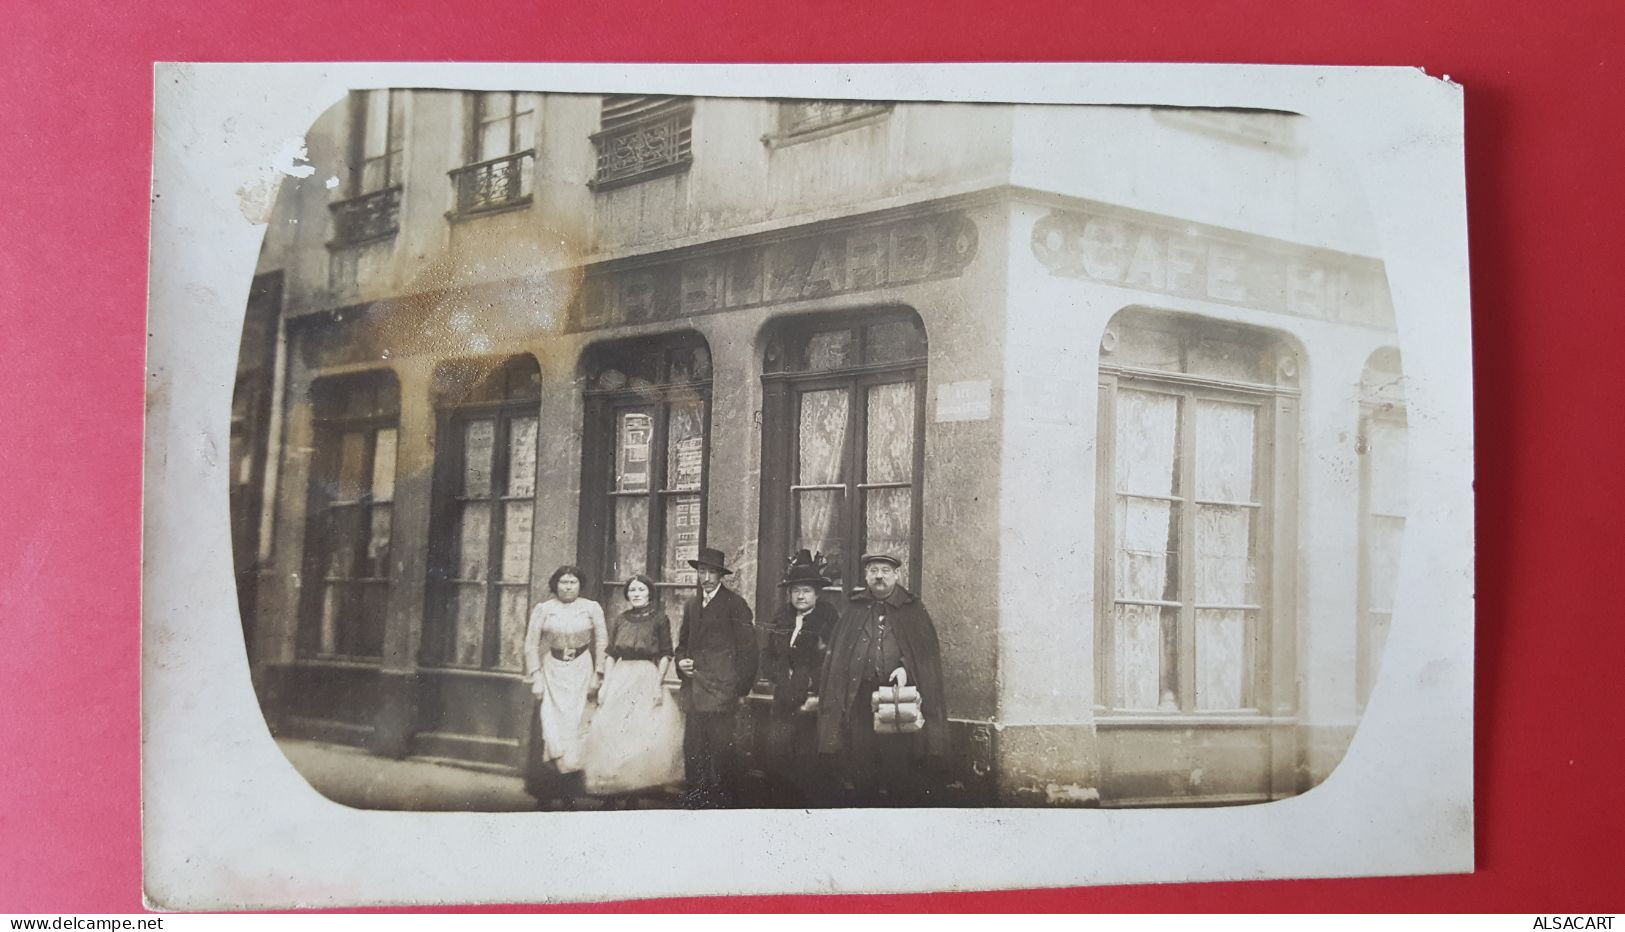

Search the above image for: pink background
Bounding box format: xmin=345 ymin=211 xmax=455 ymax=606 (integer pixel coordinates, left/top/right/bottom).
xmin=3 ymin=0 xmax=1622 ymax=912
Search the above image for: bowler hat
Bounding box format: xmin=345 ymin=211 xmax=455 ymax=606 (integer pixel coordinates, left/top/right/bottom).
xmin=688 ymin=546 xmax=734 ymax=576
xmin=778 ymin=549 xmax=831 ymax=588
xmin=860 ymin=552 xmax=902 ymax=568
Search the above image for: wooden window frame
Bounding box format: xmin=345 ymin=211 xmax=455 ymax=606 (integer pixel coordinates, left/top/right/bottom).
xmin=1094 ymin=321 xmax=1299 ymax=721
xmin=346 ymin=88 xmax=405 ymax=196
xmin=422 ymin=358 xmax=542 ymax=673
xmin=449 ymin=92 xmax=536 ymax=220
xmin=297 ymin=371 xmax=401 ymax=664
xmin=577 ymin=337 xmax=713 ymax=612
xmin=758 ymin=310 xmax=929 ymax=612
xmin=330 ymin=89 xmax=406 ymax=249
xmin=469 ymin=91 xmax=535 ymax=162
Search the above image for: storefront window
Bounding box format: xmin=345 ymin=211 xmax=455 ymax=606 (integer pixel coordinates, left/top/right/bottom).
xmin=425 ymin=356 xmax=542 ymax=671
xmin=761 ymin=310 xmax=927 ymax=598
xmin=1096 ymin=311 xmax=1298 ymax=713
xmin=581 ymin=334 xmax=712 ymax=629
xmin=300 ymin=371 xmax=401 ymax=661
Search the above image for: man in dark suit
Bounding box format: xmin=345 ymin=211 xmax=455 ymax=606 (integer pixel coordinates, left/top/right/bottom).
xmin=674 ymin=546 xmax=756 ymax=808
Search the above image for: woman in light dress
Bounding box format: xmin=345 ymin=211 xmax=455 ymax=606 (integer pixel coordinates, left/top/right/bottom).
xmin=522 ymin=565 xmax=607 ymax=808
xmin=581 ymin=574 xmax=686 ymax=806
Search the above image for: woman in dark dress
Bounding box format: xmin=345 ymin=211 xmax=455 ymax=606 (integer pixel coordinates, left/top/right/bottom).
xmin=581 ymin=574 xmax=685 ymax=805
xmin=757 ymin=550 xmax=838 ymax=805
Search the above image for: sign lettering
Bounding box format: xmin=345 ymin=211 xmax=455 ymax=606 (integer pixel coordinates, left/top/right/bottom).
xmin=570 ymin=211 xmax=977 ymax=332
xmin=1032 ymin=208 xmax=1394 ymax=329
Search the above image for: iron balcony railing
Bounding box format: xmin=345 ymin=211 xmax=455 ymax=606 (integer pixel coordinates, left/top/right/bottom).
xmin=328 ymin=186 xmax=402 ymax=248
xmin=589 ymin=102 xmax=693 ymax=189
xmin=448 ymin=149 xmax=535 ymax=218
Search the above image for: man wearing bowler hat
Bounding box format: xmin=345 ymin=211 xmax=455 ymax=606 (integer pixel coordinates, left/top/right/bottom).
xmin=817 ymin=552 xmax=947 ymax=806
xmin=674 ymin=545 xmax=756 ymax=807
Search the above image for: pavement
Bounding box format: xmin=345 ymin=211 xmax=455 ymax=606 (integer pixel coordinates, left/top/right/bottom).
xmin=276 ymin=738 xmax=703 ymax=811
xmin=277 ymin=738 xmax=540 ymax=812
xmin=278 ymin=738 xmax=984 ymax=810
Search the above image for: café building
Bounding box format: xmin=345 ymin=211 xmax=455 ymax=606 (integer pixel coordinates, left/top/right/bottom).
xmin=234 ymin=92 xmax=1406 ymax=806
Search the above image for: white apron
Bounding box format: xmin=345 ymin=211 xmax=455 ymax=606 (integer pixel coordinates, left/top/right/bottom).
xmin=537 ymin=650 xmax=594 ymax=774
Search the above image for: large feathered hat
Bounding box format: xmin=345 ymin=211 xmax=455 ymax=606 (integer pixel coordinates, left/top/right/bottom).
xmin=778 ymin=549 xmax=831 ymax=588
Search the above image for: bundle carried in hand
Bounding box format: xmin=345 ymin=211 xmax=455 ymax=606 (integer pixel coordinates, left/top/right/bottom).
xmin=871 ymin=668 xmax=925 ymax=734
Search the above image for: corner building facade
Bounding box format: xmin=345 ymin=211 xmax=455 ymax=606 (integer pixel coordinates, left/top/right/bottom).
xmin=237 ymin=92 xmax=1406 ymax=806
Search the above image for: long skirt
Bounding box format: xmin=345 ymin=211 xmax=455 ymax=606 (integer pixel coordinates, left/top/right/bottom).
xmin=537 ymin=651 xmax=595 ymax=774
xmin=581 ymin=659 xmax=685 ymax=796
xmin=762 ymin=705 xmax=829 ymax=806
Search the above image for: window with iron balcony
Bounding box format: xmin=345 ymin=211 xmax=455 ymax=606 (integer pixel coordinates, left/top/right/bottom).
xmin=449 ymin=91 xmax=537 ymax=219
xmin=589 ymin=96 xmax=693 ymax=190
xmin=329 ymin=89 xmax=405 ymax=249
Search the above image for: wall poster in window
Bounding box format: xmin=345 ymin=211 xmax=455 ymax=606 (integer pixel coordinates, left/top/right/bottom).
xmin=673 ymin=436 xmax=703 ymax=492
xmin=665 ymin=496 xmax=701 ymax=585
xmin=462 ymin=419 xmax=496 ymax=497
xmin=506 ymin=416 xmax=537 ymax=498
xmin=153 ymin=63 xmax=1472 ymax=907
xmin=617 ymin=411 xmax=652 ymax=493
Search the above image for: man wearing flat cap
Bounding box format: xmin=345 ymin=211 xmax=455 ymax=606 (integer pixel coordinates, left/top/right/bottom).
xmin=674 ymin=545 xmax=756 ymax=807
xmin=817 ymin=552 xmax=947 ymax=806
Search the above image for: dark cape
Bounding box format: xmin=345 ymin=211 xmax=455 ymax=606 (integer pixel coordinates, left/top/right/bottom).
xmin=816 ymin=586 xmax=948 ymax=758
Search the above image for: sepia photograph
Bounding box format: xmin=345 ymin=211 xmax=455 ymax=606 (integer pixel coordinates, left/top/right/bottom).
xmin=145 ymin=62 xmax=1473 ymax=907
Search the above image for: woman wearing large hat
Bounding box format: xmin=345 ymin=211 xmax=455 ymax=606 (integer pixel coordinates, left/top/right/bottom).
xmin=756 ymin=550 xmax=839 ymax=806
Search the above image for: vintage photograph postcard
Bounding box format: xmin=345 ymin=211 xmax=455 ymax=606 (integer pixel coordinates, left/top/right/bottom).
xmin=142 ymin=62 xmax=1473 ymax=908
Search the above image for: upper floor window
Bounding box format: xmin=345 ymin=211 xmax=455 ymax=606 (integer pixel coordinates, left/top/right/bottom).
xmin=330 ymin=89 xmax=405 ymax=248
xmin=589 ymin=95 xmax=693 ymax=190
xmin=766 ymin=100 xmax=893 ymax=147
xmin=450 ymin=91 xmax=537 ymax=218
xmin=1095 ymin=310 xmax=1300 ymax=715
xmin=353 ymin=89 xmax=406 ymax=193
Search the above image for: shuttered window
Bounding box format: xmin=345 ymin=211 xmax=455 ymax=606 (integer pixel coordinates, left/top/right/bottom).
xmin=590 ymin=95 xmax=694 ymax=189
